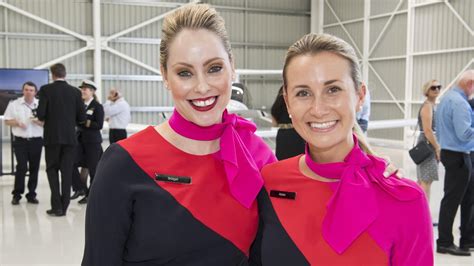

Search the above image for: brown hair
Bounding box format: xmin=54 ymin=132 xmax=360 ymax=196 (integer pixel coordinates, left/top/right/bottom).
xmin=283 ymin=33 xmax=374 ymax=155
xmin=283 ymin=33 xmax=361 ymax=91
xmin=160 ymin=3 xmax=232 ymax=70
xmin=50 ymin=63 xmax=66 ymax=78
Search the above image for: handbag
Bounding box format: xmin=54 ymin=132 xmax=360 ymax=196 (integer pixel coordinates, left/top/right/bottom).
xmin=409 ymin=123 xmax=433 ymax=164
xmin=409 ymin=141 xmax=432 ymax=164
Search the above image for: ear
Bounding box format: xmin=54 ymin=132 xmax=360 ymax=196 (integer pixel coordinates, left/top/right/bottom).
xmin=356 ymin=83 xmax=367 ymax=112
xmin=160 ymin=66 xmax=171 ymax=91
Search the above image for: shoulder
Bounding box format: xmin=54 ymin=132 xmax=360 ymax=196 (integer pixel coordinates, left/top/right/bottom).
xmin=241 ymin=132 xmax=277 ymax=169
xmin=261 ymin=156 xmax=300 ymax=183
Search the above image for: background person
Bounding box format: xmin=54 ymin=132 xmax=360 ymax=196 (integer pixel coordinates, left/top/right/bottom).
xmin=37 ymin=63 xmax=86 ymax=217
xmin=356 ymin=88 xmax=370 ymax=133
xmin=416 ymin=80 xmax=441 ymax=202
xmin=4 ymin=81 xmax=43 ymax=205
xmin=435 ymin=70 xmax=474 ymax=256
xmin=103 ymin=88 xmax=130 ymax=144
xmin=73 ymin=80 xmax=104 ymax=204
xmin=271 ymin=85 xmax=305 ymax=160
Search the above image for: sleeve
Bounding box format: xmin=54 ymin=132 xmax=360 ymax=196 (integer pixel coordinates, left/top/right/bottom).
xmin=76 ymin=90 xmax=87 ymax=125
xmin=87 ymin=104 xmax=104 ymax=130
xmin=82 ymin=144 xmax=133 ymax=265
xmin=3 ymin=101 xmax=15 ymax=120
xmin=248 ymin=192 xmax=264 ymax=266
xmin=452 ymin=100 xmax=474 ymax=142
xmin=390 ymin=196 xmax=434 ymax=266
xmin=36 ymin=87 xmax=47 ymax=121
xmin=103 ymin=100 xmax=123 ymax=117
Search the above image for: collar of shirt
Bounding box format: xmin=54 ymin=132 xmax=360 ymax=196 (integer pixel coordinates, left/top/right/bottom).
xmin=84 ymin=98 xmax=93 ymax=107
xmin=19 ymin=97 xmax=37 ymax=108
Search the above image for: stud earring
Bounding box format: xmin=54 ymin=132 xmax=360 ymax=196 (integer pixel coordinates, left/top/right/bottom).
xmin=289 ymin=114 xmax=292 ymax=119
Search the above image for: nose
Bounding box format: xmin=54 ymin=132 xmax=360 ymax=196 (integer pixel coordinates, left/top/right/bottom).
xmin=194 ymin=74 xmax=211 ymax=94
xmin=309 ymin=96 xmax=330 ymax=118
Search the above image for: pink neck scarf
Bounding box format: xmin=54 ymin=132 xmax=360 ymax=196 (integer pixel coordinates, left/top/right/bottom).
xmin=168 ymin=109 xmax=263 ymax=208
xmin=304 ymin=135 xmax=421 ymax=254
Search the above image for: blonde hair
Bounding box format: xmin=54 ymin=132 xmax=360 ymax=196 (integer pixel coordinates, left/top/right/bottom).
xmin=422 ymin=80 xmax=437 ymax=97
xmin=283 ymin=33 xmax=361 ymax=90
xmin=160 ymin=3 xmax=232 ymax=70
xmin=283 ymin=33 xmax=374 ymax=155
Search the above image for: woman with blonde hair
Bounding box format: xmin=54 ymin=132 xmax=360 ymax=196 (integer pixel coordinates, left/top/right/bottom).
xmin=253 ymin=33 xmax=433 ymax=265
xmin=82 ymin=4 xmax=276 ymax=265
xmin=416 ymin=80 xmax=441 ymax=201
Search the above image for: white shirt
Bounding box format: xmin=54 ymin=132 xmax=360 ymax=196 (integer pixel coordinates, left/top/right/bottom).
xmin=103 ymin=97 xmax=131 ymax=129
xmin=4 ymin=97 xmax=43 ymax=138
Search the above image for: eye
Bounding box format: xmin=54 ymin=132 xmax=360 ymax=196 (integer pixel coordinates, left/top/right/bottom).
xmin=327 ymin=86 xmax=342 ymax=94
xmin=295 ymin=89 xmax=311 ymax=97
xmin=177 ymin=70 xmax=192 ymax=77
xmin=209 ymin=65 xmax=222 ymax=73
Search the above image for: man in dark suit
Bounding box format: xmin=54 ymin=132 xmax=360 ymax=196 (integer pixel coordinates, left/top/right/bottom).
xmin=37 ymin=63 xmax=86 ymax=217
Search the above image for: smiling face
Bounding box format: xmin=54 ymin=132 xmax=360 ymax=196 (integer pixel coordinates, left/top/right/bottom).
xmin=161 ymin=28 xmax=235 ymax=127
xmin=284 ymin=51 xmax=365 ymax=162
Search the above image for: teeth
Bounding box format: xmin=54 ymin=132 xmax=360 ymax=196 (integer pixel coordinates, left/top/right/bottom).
xmin=192 ymin=97 xmax=216 ymax=107
xmin=309 ymin=121 xmax=337 ymax=129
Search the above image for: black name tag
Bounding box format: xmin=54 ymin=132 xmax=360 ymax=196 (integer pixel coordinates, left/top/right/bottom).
xmin=270 ymin=190 xmax=296 ymax=200
xmin=155 ymin=173 xmax=192 ymax=184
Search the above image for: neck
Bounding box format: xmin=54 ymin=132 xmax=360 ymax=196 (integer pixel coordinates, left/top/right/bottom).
xmin=308 ymin=135 xmax=354 ymax=163
xmin=156 ymin=122 xmax=220 ymax=155
xmin=427 ymin=97 xmax=436 ymax=103
xmin=24 ymin=97 xmax=34 ymax=104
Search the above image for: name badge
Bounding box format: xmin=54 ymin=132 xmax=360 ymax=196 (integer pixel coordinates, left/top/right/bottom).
xmin=155 ymin=173 xmax=192 ymax=185
xmin=86 ymin=109 xmax=94 ymax=115
xmin=270 ymin=190 xmax=296 ymax=200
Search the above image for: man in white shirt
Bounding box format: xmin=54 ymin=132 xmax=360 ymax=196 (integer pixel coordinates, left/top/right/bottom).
xmin=103 ymin=88 xmax=131 ymax=143
xmin=4 ymin=81 xmax=44 ymax=205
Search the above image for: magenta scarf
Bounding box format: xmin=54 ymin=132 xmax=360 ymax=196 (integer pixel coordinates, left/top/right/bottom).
xmin=168 ymin=109 xmax=263 ymax=208
xmin=304 ymin=135 xmax=422 ymax=254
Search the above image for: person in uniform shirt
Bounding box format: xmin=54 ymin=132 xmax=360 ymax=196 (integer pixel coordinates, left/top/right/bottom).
xmin=103 ymin=88 xmax=130 ymax=144
xmin=253 ymin=33 xmax=433 ymax=265
xmin=73 ymin=80 xmax=104 ymax=204
xmin=81 ymin=4 xmax=276 ymax=265
xmin=4 ymin=81 xmax=43 ymax=205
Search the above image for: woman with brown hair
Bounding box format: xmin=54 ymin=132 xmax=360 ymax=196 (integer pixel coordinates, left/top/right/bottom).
xmin=253 ymin=33 xmax=433 ymax=265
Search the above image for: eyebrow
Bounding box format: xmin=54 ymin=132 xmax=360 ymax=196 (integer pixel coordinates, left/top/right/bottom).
xmin=171 ymin=57 xmax=224 ymax=68
xmin=323 ymin=79 xmax=339 ymax=85
xmin=292 ymin=79 xmax=340 ymax=89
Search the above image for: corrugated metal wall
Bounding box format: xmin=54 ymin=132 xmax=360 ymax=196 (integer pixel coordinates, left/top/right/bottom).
xmin=2 ymin=0 xmax=472 ymax=142
xmin=0 ymin=0 xmax=310 ymax=138
xmin=324 ymin=0 xmax=474 ymax=141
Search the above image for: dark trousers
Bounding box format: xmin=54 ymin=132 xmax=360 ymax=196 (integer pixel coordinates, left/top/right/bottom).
xmin=437 ymin=149 xmax=473 ymax=247
xmin=45 ymin=144 xmax=76 ymax=212
xmin=357 ymin=119 xmax=368 ymax=133
xmin=461 ymin=152 xmax=474 ymax=245
xmin=109 ymin=129 xmax=127 ymax=144
xmin=72 ymin=141 xmax=103 ymax=196
xmin=11 ymin=137 xmax=43 ymax=199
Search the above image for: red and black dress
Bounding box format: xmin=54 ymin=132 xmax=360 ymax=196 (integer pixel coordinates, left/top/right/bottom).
xmin=82 ymin=126 xmax=275 ymax=265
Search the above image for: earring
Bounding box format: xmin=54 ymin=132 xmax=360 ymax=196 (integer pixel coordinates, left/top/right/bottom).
xmin=289 ymin=114 xmax=292 ymax=119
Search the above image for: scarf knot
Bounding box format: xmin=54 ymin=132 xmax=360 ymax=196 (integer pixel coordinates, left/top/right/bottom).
xmin=305 ymin=135 xmax=421 ymax=254
xmin=169 ymin=109 xmax=262 ymax=208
